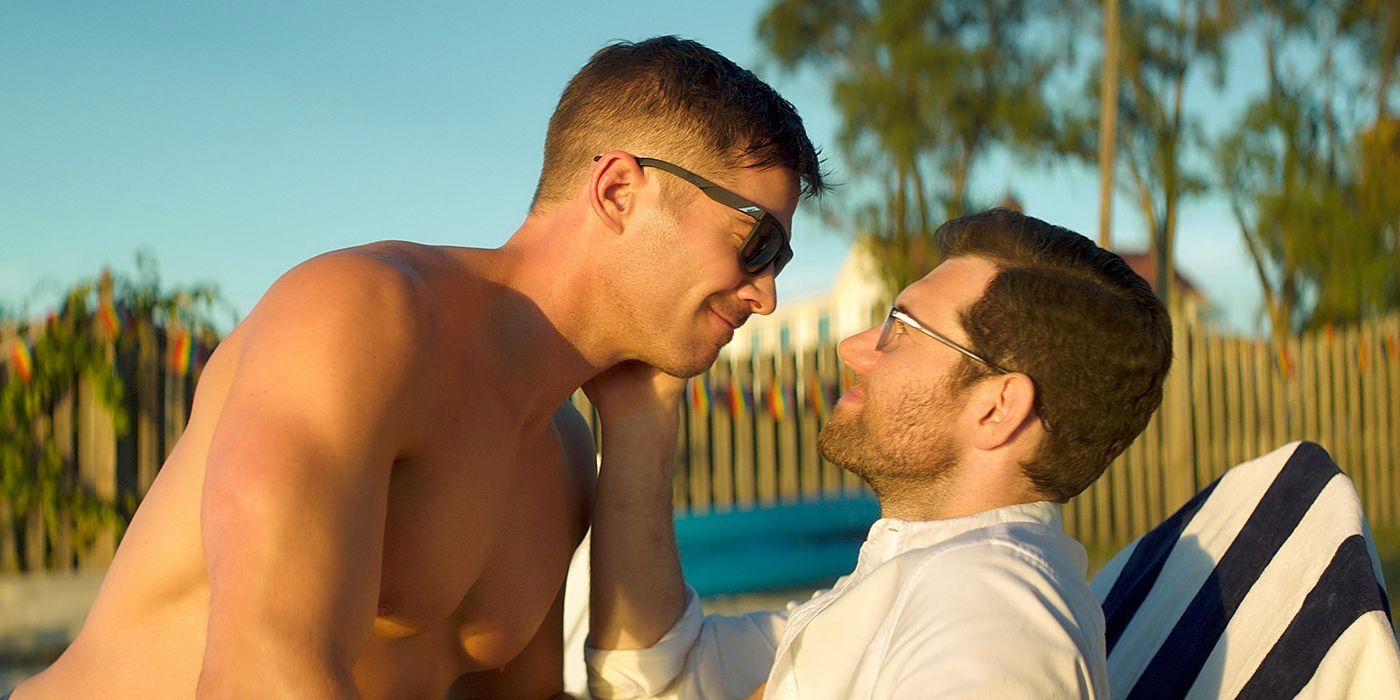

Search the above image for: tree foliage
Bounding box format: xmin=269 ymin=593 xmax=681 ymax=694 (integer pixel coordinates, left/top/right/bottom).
xmin=759 ymin=0 xmax=1068 ymax=298
xmin=0 ymin=255 xmax=229 ymax=567
xmin=1217 ymin=0 xmax=1400 ymax=335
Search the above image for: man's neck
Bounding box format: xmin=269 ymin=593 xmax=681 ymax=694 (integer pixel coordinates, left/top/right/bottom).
xmin=463 ymin=213 xmax=628 ymax=425
xmin=874 ymin=462 xmax=1044 ymax=522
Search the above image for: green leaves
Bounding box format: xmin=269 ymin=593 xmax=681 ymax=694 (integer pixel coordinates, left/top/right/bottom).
xmin=1 ymin=257 xmax=229 ymax=569
xmin=758 ymin=0 xmax=1071 ymax=298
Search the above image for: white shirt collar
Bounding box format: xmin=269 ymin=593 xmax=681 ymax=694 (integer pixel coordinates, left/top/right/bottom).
xmin=858 ymin=501 xmax=1062 ymax=567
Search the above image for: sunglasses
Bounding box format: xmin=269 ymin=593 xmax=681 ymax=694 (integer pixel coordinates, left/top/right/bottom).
xmin=593 ymin=155 xmax=792 ymax=275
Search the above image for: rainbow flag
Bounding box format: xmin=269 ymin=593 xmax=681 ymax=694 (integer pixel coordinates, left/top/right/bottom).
xmin=169 ymin=329 xmax=194 ymax=375
xmin=767 ymin=378 xmax=788 ymax=421
xmin=1275 ymin=345 xmax=1294 ymax=379
xmin=807 ymin=375 xmax=828 ymax=421
xmin=98 ymin=296 xmax=122 ymax=339
xmin=688 ymin=375 xmax=710 ymax=415
xmin=9 ymin=338 xmax=33 ymax=384
xmin=727 ymin=376 xmax=748 ymax=415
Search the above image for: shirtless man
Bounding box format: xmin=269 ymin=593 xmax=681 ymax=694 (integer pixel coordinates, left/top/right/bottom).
xmin=14 ymin=36 xmax=825 ymax=699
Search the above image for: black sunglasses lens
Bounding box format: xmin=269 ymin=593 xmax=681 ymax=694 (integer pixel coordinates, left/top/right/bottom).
xmin=741 ymin=217 xmax=787 ymax=274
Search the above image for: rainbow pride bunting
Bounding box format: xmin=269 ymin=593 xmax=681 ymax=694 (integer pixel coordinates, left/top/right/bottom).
xmin=807 ymin=375 xmax=828 ymax=421
xmin=9 ymin=338 xmax=34 ymax=384
xmin=767 ymin=378 xmax=788 ymax=421
xmin=688 ymin=376 xmax=710 ymax=415
xmin=170 ymin=329 xmax=195 ymax=375
xmin=1275 ymin=345 xmax=1294 ymax=378
xmin=98 ymin=296 xmax=122 ymax=339
xmin=727 ymin=376 xmax=749 ymax=415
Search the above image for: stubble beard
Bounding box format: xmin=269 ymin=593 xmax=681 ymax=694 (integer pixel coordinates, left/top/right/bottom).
xmin=817 ymin=381 xmax=964 ymax=502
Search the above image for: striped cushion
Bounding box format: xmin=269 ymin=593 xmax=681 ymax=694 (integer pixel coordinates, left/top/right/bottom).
xmin=1091 ymin=441 xmax=1400 ymax=698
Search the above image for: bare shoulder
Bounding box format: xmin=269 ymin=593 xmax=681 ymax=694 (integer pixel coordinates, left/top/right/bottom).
xmin=258 ymin=244 xmax=433 ymax=324
xmin=552 ymin=402 xmax=597 ymax=541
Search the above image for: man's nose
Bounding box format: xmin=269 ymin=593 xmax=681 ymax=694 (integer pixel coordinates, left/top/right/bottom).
xmin=738 ymin=268 xmax=778 ymax=316
xmin=837 ymin=324 xmax=881 ymax=374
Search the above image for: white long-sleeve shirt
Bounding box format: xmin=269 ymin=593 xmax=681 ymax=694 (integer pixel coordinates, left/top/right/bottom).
xmin=586 ymin=501 xmax=1108 ymax=699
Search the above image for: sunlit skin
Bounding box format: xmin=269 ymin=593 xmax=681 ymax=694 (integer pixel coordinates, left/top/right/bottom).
xmin=823 ymin=256 xmax=1048 ymax=520
xmin=583 ymin=255 xmax=1054 ymax=700
xmin=14 ymin=153 xmax=797 ymax=700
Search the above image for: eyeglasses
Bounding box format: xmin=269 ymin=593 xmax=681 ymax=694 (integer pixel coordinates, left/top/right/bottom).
xmin=877 ymin=306 xmax=1011 ymax=375
xmin=876 ymin=306 xmax=1052 ymax=431
xmin=593 ymin=155 xmax=792 ymax=275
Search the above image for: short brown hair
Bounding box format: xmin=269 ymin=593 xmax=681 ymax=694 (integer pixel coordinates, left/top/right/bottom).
xmin=936 ymin=209 xmax=1173 ymax=502
xmin=530 ymin=36 xmax=827 ymax=211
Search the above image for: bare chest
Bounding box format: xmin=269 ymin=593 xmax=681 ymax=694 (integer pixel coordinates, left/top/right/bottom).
xmin=361 ymin=402 xmax=583 ymax=680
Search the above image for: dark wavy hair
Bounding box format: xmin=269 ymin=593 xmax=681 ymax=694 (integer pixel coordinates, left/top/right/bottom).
xmin=936 ymin=208 xmax=1173 ymax=502
xmin=530 ymin=36 xmax=827 ymax=211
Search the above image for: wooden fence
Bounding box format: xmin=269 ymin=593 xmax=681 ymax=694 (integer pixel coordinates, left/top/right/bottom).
xmin=0 ymin=323 xmax=209 ymax=572
xmin=3 ymin=311 xmax=1398 ymax=572
xmin=571 ymin=309 xmax=1400 ymax=551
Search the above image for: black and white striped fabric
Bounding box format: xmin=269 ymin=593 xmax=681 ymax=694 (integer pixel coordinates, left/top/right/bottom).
xmin=1091 ymin=441 xmax=1400 ymax=698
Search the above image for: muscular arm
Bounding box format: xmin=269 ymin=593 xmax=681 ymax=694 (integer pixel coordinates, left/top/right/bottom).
xmin=197 ymin=255 xmax=428 ymax=698
xmin=584 ymin=364 xmax=687 ymax=651
xmin=584 ymin=365 xmax=783 ymax=699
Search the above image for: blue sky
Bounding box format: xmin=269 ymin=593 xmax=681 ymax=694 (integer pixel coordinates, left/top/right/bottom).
xmin=1 ymin=2 xmax=1265 ymax=332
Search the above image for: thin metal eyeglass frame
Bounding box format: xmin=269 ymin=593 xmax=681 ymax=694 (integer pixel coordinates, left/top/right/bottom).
xmin=879 ymin=307 xmax=1012 ymax=375
xmin=592 ymin=154 xmax=792 ymax=274
xmin=879 ymin=306 xmax=1052 ymax=432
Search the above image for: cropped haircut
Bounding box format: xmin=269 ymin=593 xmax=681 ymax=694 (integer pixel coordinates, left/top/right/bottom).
xmin=530 ymin=36 xmax=827 ymax=211
xmin=936 ymin=209 xmax=1173 ymax=502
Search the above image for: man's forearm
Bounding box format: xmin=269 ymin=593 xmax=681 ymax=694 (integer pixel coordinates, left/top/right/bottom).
xmin=588 ymin=410 xmax=687 ymax=650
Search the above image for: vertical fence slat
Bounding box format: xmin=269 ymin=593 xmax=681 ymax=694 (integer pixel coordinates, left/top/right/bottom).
xmin=77 ymin=373 xmax=118 ymax=567
xmin=1328 ymin=327 xmax=1346 ymax=477
xmin=710 ymin=363 xmax=734 ymax=513
xmin=1225 ymin=338 xmax=1245 ymax=470
xmin=755 ymin=355 xmax=778 ymax=507
xmin=798 ymin=350 xmax=822 ymax=501
xmin=818 ymin=343 xmax=844 ymax=498
xmin=777 ymin=348 xmax=800 ymax=504
xmin=1302 ymin=332 xmax=1320 ymax=444
xmin=732 ymin=357 xmax=757 ymax=510
xmin=686 ymin=375 xmax=711 ymax=516
xmin=137 ymin=324 xmax=161 ymax=496
xmin=51 ymin=388 xmax=75 ymax=571
xmin=1385 ymin=316 xmax=1399 ymax=528
xmin=1208 ymin=330 xmax=1229 ymax=481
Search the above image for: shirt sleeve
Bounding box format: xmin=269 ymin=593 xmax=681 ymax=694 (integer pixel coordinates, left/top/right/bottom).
xmin=873 ymin=542 xmax=1107 ymax=699
xmin=585 ymin=586 xmax=789 ymax=699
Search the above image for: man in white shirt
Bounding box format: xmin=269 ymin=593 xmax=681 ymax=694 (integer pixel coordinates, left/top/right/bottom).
xmin=582 ymin=208 xmax=1174 ymax=699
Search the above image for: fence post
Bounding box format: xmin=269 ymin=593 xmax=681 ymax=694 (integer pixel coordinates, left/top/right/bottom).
xmin=77 ymin=373 xmax=118 ymax=568
xmin=137 ymin=323 xmax=162 ymax=495
xmin=52 ymin=388 xmax=75 ymax=570
xmin=1162 ymin=309 xmax=1197 ymax=518
xmin=710 ymin=362 xmax=734 ymax=513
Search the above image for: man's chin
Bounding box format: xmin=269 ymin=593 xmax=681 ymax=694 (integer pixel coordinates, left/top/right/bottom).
xmin=652 ymin=349 xmax=720 ymax=379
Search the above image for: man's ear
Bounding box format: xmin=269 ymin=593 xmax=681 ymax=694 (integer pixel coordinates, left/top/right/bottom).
xmin=969 ymin=373 xmax=1039 ymax=451
xmin=588 ymin=152 xmax=646 ymax=235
